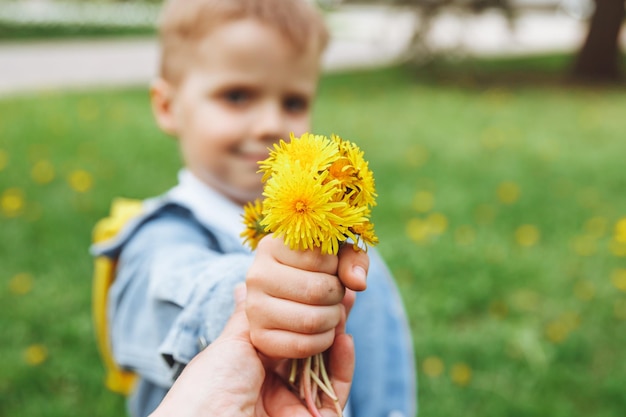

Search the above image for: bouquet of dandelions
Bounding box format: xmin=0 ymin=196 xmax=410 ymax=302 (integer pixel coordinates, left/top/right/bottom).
xmin=241 ymin=132 xmax=378 ymax=417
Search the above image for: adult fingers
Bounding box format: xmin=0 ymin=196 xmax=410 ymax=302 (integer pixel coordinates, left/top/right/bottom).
xmin=219 ymin=283 xmax=251 ymax=340
xmin=320 ymin=333 xmax=355 ymax=416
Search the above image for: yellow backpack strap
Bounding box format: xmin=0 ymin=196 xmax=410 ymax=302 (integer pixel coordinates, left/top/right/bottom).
xmin=92 ymin=198 xmax=144 ymax=395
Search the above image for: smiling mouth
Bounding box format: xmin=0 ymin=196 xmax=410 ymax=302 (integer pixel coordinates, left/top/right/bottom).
xmin=238 ymin=154 xmax=268 ymax=164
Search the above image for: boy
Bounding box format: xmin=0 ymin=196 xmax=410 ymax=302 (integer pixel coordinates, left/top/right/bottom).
xmin=91 ymin=0 xmax=416 ymax=416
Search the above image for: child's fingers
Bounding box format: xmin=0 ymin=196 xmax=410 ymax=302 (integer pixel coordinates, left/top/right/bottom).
xmin=257 ymin=234 xmax=339 ymax=275
xmin=250 ymin=328 xmax=336 ymax=359
xmin=247 ymin=263 xmax=345 ymax=306
xmin=337 ymin=245 xmax=369 ymax=292
xmin=246 ymin=295 xmax=342 ymax=335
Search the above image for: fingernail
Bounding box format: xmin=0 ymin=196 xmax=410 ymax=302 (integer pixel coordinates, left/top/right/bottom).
xmin=353 ymin=265 xmax=367 ymax=282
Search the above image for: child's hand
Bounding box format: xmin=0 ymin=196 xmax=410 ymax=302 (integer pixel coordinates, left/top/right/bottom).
xmin=245 ymin=234 xmax=368 ymax=359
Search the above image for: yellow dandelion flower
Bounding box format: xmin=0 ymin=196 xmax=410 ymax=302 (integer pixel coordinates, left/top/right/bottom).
xmin=515 ymin=224 xmax=540 ymax=247
xmin=615 ymin=217 xmax=626 ymax=243
xmin=261 ymin=166 xmax=345 ymax=254
xmin=68 ymin=169 xmax=93 ymax=193
xmin=323 ymin=203 xmax=368 ymax=254
xmin=259 ymin=132 xmax=338 ymax=182
xmin=24 ymin=344 xmax=48 ymax=366
xmin=426 ymin=212 xmax=448 ymax=235
xmin=332 ymin=134 xmax=377 ymax=208
xmin=240 ymin=199 xmax=267 ymax=250
xmin=545 ymin=320 xmax=569 ymax=344
xmin=497 ymin=181 xmax=520 ymax=205
xmin=451 ymin=363 xmax=472 ymax=386
xmin=9 ymin=272 xmax=34 ymax=295
xmin=328 ymin=157 xmax=355 ymax=184
xmin=246 ymin=132 xmax=378 ymax=255
xmin=413 ymin=191 xmax=434 ymax=213
xmin=406 ymin=218 xmax=430 ymax=243
xmin=350 ymin=220 xmax=379 ymax=249
xmin=422 ymin=356 xmax=444 ymax=378
xmin=545 ymin=312 xmax=580 ymax=344
xmin=609 ymin=239 xmax=626 ymax=257
xmin=1 ymin=187 xmax=25 ymax=217
xmin=584 ymin=216 xmax=607 ymax=238
xmin=31 ymin=160 xmax=55 ymax=184
xmin=611 ymin=269 xmax=626 ymax=292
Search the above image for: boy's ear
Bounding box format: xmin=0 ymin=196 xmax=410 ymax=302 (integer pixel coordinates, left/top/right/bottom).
xmin=150 ymin=78 xmax=178 ymax=136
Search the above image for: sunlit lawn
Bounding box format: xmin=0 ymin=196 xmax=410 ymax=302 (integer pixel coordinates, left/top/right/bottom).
xmin=1 ymin=61 xmax=626 ymax=417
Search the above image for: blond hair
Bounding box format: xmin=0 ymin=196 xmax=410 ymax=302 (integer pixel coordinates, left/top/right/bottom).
xmin=157 ymin=0 xmax=329 ymax=84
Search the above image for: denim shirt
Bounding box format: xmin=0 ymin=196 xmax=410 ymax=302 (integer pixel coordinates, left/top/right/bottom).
xmin=91 ymin=171 xmax=417 ymax=417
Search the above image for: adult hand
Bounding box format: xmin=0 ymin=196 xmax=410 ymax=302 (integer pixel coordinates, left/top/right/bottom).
xmin=150 ymin=284 xmax=355 ymax=417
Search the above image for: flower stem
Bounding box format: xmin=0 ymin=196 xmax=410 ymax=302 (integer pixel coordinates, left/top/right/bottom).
xmin=302 ymin=356 xmax=323 ymax=417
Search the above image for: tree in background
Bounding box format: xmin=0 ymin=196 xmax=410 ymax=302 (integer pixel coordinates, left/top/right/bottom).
xmin=572 ymin=0 xmax=625 ymax=81
xmin=340 ymin=0 xmax=624 ymax=82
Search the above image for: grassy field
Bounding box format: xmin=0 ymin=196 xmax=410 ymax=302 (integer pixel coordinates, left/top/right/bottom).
xmin=1 ymin=61 xmax=626 ymax=417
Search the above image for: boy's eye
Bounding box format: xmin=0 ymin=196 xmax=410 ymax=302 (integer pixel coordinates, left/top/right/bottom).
xmin=283 ymin=95 xmax=309 ymax=113
xmin=223 ymin=89 xmax=251 ymax=105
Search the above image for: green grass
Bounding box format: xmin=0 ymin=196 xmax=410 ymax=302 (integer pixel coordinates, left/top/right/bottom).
xmin=0 ymin=21 xmax=155 ymax=40
xmin=2 ymin=61 xmax=626 ymax=416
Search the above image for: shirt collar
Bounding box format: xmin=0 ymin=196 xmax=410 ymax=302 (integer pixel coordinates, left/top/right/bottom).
xmin=168 ymin=169 xmax=249 ymax=250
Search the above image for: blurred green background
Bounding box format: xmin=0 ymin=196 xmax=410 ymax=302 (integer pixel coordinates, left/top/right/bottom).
xmin=2 ymin=1 xmax=626 ymax=416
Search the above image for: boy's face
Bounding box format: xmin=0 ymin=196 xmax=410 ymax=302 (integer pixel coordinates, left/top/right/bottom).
xmin=154 ymin=19 xmax=321 ymax=205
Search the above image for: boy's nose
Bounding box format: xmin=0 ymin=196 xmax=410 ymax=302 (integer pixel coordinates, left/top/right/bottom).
xmin=253 ymin=101 xmax=286 ymax=141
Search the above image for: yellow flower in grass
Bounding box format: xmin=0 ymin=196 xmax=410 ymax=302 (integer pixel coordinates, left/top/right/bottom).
xmin=9 ymin=273 xmax=34 ymax=295
xmin=68 ymin=169 xmax=93 ymax=193
xmin=615 ymin=218 xmax=626 ymax=243
xmin=451 ymin=363 xmax=472 ymax=387
xmin=497 ymin=181 xmax=520 ymax=205
xmin=1 ymin=188 xmax=25 ymax=217
xmin=31 ymin=160 xmax=55 ymax=184
xmin=413 ymin=191 xmax=434 ymax=213
xmin=611 ymin=269 xmax=626 ymax=292
xmin=24 ymin=344 xmax=48 ymax=366
xmin=259 ymin=132 xmax=338 ymax=182
xmin=422 ymin=356 xmax=444 ymax=378
xmin=241 ymin=199 xmax=266 ymax=250
xmin=515 ymin=224 xmax=540 ymax=247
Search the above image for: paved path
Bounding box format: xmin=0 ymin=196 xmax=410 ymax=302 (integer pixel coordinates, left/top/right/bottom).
xmin=0 ymin=7 xmax=593 ymax=97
